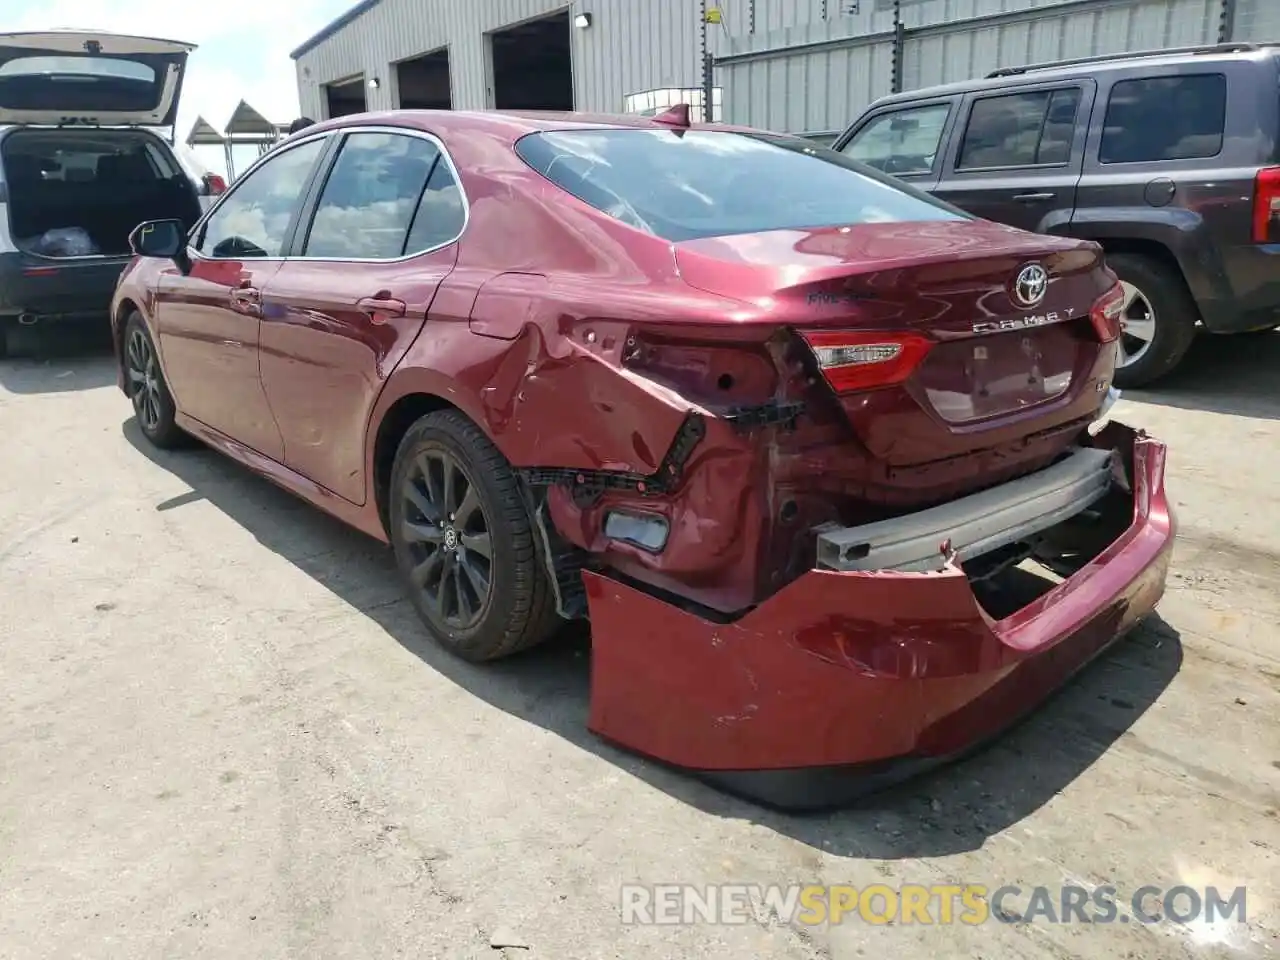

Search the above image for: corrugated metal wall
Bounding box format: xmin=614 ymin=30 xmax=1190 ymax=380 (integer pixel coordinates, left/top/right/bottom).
xmin=1232 ymin=0 xmax=1280 ymax=41
xmin=716 ymin=0 xmax=1229 ymax=134
xmin=293 ymin=0 xmax=703 ymax=119
xmin=295 ymin=0 xmax=1269 ymax=135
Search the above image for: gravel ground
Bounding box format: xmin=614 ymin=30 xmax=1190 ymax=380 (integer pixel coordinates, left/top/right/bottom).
xmin=1 ymin=326 xmax=1276 ymax=959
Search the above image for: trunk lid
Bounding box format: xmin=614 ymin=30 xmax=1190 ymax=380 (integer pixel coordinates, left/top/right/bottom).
xmin=674 ymin=220 xmax=1114 ymax=468
xmin=0 ymin=31 xmax=193 ymax=127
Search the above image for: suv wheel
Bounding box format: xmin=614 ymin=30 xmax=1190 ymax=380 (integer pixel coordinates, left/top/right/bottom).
xmin=1105 ymin=253 xmax=1198 ymax=389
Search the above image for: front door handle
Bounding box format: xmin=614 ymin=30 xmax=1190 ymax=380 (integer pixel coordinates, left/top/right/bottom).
xmin=356 ymin=294 xmax=407 ymax=321
xmin=229 ymin=285 xmax=262 ymax=316
xmin=1013 ymin=192 xmax=1056 ymax=202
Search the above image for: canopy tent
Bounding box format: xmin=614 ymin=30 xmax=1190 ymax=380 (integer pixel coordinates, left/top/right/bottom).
xmin=221 ymin=100 xmax=290 ymax=178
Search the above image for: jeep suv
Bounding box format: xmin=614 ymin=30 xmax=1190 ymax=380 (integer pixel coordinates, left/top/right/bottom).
xmin=0 ymin=30 xmax=212 ymax=357
xmin=834 ymin=42 xmax=1280 ymax=387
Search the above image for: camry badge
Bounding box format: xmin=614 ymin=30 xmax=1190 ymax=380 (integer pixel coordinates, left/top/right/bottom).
xmin=1012 ymin=263 xmax=1049 ymax=308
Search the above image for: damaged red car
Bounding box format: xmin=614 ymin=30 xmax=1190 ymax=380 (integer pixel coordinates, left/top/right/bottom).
xmin=112 ymin=106 xmax=1173 ymax=809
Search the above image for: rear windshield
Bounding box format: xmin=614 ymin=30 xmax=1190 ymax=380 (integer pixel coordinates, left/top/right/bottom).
xmin=514 ymin=128 xmax=966 ymax=242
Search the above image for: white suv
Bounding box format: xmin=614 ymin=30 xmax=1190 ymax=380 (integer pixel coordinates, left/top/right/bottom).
xmin=0 ymin=30 xmax=213 ymax=356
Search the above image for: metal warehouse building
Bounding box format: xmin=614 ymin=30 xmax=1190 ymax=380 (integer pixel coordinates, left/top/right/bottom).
xmin=292 ymin=0 xmax=1280 ymax=138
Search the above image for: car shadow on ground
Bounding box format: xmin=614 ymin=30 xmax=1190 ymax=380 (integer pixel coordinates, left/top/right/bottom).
xmin=123 ymin=418 xmax=1183 ymax=861
xmin=1125 ymin=329 xmax=1280 ymax=420
xmin=0 ymin=327 xmax=116 ymax=395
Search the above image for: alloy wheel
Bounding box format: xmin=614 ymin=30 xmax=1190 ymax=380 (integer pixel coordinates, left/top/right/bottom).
xmin=399 ymin=448 xmax=494 ymax=630
xmin=126 ymin=328 xmax=163 ymax=432
xmin=1116 ymin=281 xmax=1157 ymax=369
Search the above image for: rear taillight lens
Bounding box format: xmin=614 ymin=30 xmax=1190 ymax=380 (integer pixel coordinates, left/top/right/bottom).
xmin=800 ymin=330 xmax=933 ymax=394
xmin=203 ymin=173 xmax=228 ymax=196
xmin=1089 ymin=282 xmax=1125 ymax=343
xmin=1252 ymin=167 xmax=1280 ymax=243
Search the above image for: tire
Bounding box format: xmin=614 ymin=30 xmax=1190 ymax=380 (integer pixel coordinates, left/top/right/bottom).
xmin=122 ymin=312 xmax=187 ymax=449
xmin=1105 ymin=253 xmax=1198 ymax=389
xmin=388 ymin=409 xmax=560 ymax=662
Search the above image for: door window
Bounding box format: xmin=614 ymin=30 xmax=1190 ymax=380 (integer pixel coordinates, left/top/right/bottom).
xmin=956 ymin=88 xmax=1082 ymax=170
xmin=195 ymin=138 xmax=325 ymax=259
xmin=302 ymin=132 xmax=464 ymax=259
xmin=1099 ymin=74 xmax=1226 ymax=164
xmin=841 ymin=103 xmax=951 ymax=175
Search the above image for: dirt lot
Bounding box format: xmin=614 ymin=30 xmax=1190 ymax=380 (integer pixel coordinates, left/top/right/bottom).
xmin=1 ymin=327 xmax=1277 ymax=960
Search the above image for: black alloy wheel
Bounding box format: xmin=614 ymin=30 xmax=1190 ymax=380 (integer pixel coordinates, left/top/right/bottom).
xmin=123 ymin=313 xmax=186 ymax=448
xmin=400 ymin=446 xmax=494 ymax=631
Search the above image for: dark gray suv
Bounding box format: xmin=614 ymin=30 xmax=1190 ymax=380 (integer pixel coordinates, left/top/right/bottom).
xmin=835 ymin=42 xmax=1280 ymax=387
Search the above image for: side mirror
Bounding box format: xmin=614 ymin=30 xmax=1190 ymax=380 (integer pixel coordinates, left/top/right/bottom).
xmin=129 ymin=219 xmax=185 ymax=259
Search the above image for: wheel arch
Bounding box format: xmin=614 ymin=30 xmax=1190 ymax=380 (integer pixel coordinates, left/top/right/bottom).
xmin=367 ymin=372 xmax=492 ymax=538
xmin=1084 ymin=237 xmax=1204 ymax=324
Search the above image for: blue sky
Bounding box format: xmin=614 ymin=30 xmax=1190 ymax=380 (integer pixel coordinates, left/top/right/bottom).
xmin=1 ymin=0 xmax=355 ymax=173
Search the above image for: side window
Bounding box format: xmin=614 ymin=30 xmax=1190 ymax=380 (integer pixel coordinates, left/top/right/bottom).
xmin=957 ymin=88 xmax=1081 ymax=170
xmin=841 ymin=103 xmax=951 ymax=176
xmin=303 ymin=132 xmax=457 ymax=259
xmin=404 ymin=158 xmax=466 ymax=252
xmin=196 ymin=138 xmax=325 ymax=259
xmin=1100 ymin=74 xmax=1226 ymax=164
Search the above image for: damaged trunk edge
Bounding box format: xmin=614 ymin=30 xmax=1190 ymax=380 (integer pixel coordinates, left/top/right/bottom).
xmin=513 ymin=323 xmax=1136 ymax=625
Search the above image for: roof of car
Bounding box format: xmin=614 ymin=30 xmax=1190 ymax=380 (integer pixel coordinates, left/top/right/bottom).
xmin=866 ymin=42 xmax=1280 ymax=108
xmin=294 ymin=109 xmax=760 ymax=142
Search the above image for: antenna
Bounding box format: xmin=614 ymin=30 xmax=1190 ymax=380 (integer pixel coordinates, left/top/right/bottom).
xmin=652 ymin=103 xmax=692 ymax=127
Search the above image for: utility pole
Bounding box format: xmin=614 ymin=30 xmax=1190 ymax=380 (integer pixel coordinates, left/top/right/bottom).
xmin=700 ymin=0 xmax=715 ymax=123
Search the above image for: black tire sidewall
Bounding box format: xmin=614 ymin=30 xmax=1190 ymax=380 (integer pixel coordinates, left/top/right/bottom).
xmin=388 ymin=412 xmax=535 ymax=660
xmin=1106 ymin=253 xmax=1198 ymax=389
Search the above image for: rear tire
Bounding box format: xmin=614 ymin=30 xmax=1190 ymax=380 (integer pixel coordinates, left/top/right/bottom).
xmin=388 ymin=409 xmax=561 ymax=662
xmin=1105 ymin=253 xmax=1198 ymax=389
xmin=123 ymin=313 xmax=187 ymax=449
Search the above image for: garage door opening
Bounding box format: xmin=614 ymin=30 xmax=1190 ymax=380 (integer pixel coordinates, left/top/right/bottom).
xmin=325 ymin=77 xmax=367 ymax=118
xmin=396 ymin=49 xmax=452 ymax=109
xmin=489 ymin=10 xmax=573 ymax=111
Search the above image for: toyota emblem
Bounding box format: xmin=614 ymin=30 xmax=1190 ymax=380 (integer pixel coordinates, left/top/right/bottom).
xmin=1013 ymin=263 xmax=1049 ymax=308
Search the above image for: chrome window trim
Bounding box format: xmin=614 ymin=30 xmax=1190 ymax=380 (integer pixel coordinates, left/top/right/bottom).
xmin=186 ymin=124 xmax=470 ymax=267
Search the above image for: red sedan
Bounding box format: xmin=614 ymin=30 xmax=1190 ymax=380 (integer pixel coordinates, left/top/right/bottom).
xmin=111 ymin=106 xmax=1173 ymax=809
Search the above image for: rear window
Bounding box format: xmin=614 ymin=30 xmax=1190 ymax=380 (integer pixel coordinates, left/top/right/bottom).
xmin=0 ymin=56 xmax=155 ymax=83
xmin=1100 ymin=74 xmax=1226 ymax=164
xmin=514 ymin=128 xmax=966 ymax=242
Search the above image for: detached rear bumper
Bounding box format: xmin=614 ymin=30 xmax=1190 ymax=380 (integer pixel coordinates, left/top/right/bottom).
xmin=584 ymin=423 xmax=1173 ymax=810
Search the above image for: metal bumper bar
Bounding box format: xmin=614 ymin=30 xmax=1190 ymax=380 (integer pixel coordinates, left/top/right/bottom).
xmin=816 ymin=447 xmax=1116 ymax=573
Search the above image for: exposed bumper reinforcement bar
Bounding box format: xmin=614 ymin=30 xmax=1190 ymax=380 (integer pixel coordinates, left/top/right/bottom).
xmin=816 ymin=446 xmax=1116 ymax=573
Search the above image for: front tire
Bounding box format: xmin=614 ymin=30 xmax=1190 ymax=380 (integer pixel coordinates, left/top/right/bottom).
xmin=389 ymin=409 xmax=560 ymax=662
xmin=123 ymin=313 xmax=187 ymax=449
xmin=1105 ymin=253 xmax=1198 ymax=389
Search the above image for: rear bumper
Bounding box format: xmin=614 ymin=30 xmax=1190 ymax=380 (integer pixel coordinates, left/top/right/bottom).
xmin=584 ymin=422 xmax=1173 ymax=810
xmin=0 ymin=250 xmax=130 ymax=323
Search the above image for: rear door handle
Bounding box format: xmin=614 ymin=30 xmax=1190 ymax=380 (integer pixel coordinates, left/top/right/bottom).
xmin=1013 ymin=192 xmax=1056 ymax=202
xmin=229 ymin=285 xmax=262 ymax=316
xmin=356 ymin=295 xmax=407 ymax=321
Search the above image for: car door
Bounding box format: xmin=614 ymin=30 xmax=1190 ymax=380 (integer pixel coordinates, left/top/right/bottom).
xmin=835 ymin=98 xmax=959 ymax=191
xmin=154 ymin=135 xmax=328 ymax=459
xmin=931 ymin=81 xmax=1094 ymax=234
xmin=258 ymin=128 xmax=467 ymax=504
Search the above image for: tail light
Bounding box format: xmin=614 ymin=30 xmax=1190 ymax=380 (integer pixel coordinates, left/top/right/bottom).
xmin=201 ymin=173 xmax=228 ymax=196
xmin=1089 ymin=282 xmax=1125 ymax=343
xmin=800 ymin=330 xmax=933 ymax=394
xmin=1252 ymin=167 xmax=1280 ymax=243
